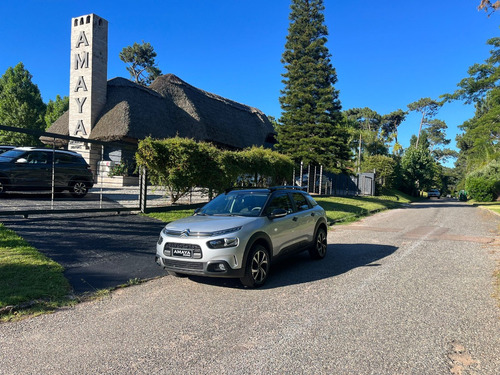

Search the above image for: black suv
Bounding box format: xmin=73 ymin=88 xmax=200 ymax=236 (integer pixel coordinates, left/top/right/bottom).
xmin=0 ymin=147 xmax=94 ymax=197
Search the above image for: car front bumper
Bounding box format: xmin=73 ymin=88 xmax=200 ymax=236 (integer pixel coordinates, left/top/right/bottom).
xmin=155 ymin=256 xmax=245 ymax=278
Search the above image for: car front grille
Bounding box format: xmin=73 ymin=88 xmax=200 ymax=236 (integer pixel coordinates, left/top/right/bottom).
xmin=164 ymin=242 xmax=202 ymax=259
xmin=163 ymin=259 xmax=204 ymax=272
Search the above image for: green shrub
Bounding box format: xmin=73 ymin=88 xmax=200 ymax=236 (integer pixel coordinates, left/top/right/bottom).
xmin=108 ymin=162 xmax=131 ymax=177
xmin=135 ymin=138 xmax=294 ymax=203
xmin=466 ymin=176 xmax=496 ymax=202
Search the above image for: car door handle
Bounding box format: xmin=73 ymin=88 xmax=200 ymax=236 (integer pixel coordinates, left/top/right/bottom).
xmin=292 ymin=217 xmax=298 ymax=222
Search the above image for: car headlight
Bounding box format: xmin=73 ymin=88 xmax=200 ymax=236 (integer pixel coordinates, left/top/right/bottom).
xmin=207 ymin=237 xmax=239 ymax=249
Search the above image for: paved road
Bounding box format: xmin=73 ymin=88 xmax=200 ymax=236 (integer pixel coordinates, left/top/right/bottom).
xmin=0 ymin=199 xmax=499 ymax=374
xmin=1 ymin=212 xmax=167 ymax=293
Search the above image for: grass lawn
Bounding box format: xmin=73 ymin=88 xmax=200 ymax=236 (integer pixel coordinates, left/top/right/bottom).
xmin=0 ymin=223 xmax=74 ymax=322
xmin=472 ymin=201 xmax=500 ymax=215
xmin=146 ymin=209 xmax=199 ymax=223
xmin=315 ymin=189 xmax=413 ymax=224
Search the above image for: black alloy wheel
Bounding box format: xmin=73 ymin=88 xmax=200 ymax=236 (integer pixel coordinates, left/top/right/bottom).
xmin=70 ymin=180 xmax=88 ymax=198
xmin=309 ymin=227 xmax=327 ymax=259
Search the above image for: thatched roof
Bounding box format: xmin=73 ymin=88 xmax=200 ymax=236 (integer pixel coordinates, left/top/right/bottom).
xmin=43 ymin=74 xmax=276 ymax=149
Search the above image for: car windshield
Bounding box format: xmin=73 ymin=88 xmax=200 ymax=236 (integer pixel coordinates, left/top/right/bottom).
xmin=0 ymin=150 xmax=26 ymax=162
xmin=199 ymin=191 xmax=269 ymax=217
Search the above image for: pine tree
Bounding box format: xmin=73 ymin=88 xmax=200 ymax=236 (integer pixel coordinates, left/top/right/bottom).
xmin=278 ymin=0 xmax=349 ymax=172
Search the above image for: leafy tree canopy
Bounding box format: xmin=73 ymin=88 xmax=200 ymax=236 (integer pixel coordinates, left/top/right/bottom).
xmin=119 ymin=41 xmax=162 ymax=86
xmin=407 ymin=97 xmax=442 ymax=148
xmin=361 ymin=154 xmax=397 ymax=188
xmin=444 ymin=36 xmax=500 ymax=173
xmin=44 ymin=95 xmax=69 ymax=129
xmin=0 ymin=62 xmax=46 ymax=146
xmin=400 ymin=146 xmax=438 ymax=195
xmin=443 ymin=37 xmax=500 ymax=104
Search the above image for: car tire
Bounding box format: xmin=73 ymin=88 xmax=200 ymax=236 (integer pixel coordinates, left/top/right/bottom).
xmin=240 ymin=244 xmax=270 ymax=288
xmin=309 ymin=227 xmax=327 ymax=260
xmin=70 ymin=180 xmax=88 ymax=198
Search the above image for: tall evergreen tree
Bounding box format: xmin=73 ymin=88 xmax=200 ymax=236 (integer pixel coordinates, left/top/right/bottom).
xmin=278 ymin=0 xmax=349 ymax=172
xmin=0 ymin=63 xmax=46 ymax=146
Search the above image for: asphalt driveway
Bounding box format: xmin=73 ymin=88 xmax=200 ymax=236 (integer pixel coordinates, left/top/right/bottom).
xmin=1 ymin=212 xmax=167 ymax=293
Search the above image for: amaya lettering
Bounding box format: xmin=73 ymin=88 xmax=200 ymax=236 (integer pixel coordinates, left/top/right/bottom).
xmin=73 ymin=30 xmax=89 ymax=136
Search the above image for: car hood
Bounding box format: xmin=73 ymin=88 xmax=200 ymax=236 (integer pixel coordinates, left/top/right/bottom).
xmin=164 ymin=215 xmax=259 ymax=235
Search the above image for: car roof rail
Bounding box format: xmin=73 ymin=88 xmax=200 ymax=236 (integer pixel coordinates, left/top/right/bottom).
xmin=269 ymin=185 xmax=306 ymax=192
xmin=224 ymin=186 xmax=269 ymax=194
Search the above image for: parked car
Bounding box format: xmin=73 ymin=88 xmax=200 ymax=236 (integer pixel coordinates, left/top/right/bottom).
xmin=0 ymin=147 xmax=94 ymax=197
xmin=427 ymin=189 xmax=441 ymax=199
xmin=0 ymin=146 xmax=15 ymax=154
xmin=156 ymin=186 xmax=328 ymax=288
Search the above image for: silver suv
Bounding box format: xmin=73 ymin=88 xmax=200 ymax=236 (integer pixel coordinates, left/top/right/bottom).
xmin=156 ymin=186 xmax=328 ymax=287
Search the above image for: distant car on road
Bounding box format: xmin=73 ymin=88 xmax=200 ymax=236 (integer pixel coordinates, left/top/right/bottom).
xmin=427 ymin=189 xmax=441 ymax=199
xmin=156 ymin=186 xmax=328 ymax=288
xmin=0 ymin=147 xmax=94 ymax=197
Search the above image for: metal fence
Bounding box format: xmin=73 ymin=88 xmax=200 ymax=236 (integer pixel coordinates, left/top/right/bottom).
xmin=292 ymin=162 xmax=375 ymax=196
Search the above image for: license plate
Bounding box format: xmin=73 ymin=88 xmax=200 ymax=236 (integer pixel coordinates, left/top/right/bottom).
xmin=172 ymin=248 xmax=193 ymax=258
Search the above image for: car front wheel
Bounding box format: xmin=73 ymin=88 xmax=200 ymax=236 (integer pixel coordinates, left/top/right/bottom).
xmin=309 ymin=227 xmax=327 ymax=259
xmin=240 ymin=244 xmax=270 ymax=288
xmin=70 ymin=180 xmax=88 ymax=198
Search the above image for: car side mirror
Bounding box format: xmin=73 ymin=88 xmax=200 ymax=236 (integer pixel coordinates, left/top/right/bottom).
xmin=268 ymin=208 xmax=287 ymax=219
xmin=15 ymin=158 xmax=28 ymax=164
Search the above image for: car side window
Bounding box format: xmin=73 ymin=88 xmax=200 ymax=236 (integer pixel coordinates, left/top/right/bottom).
xmin=292 ymin=193 xmax=310 ymax=211
xmin=26 ymin=152 xmax=48 ymax=164
xmin=265 ymin=193 xmax=294 ymax=215
xmin=55 ymin=154 xmax=73 ymax=164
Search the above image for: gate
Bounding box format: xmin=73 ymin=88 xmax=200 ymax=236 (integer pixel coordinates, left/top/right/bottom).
xmin=293 ymin=162 xmax=376 ymax=196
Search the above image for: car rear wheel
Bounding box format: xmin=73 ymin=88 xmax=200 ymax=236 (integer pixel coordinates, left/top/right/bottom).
xmin=70 ymin=180 xmax=88 ymax=198
xmin=0 ymin=178 xmax=5 ymax=195
xmin=309 ymin=227 xmax=327 ymax=260
xmin=240 ymin=244 xmax=270 ymax=288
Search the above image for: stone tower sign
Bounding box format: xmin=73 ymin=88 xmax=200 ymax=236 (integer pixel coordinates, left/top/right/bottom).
xmin=68 ymin=14 xmax=108 ymax=170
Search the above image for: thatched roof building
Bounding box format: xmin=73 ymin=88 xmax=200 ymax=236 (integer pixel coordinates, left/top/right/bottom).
xmin=43 ymin=74 xmax=276 ymax=149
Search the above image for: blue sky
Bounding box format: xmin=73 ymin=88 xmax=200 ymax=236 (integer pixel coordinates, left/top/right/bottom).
xmin=0 ymin=1 xmax=498 ymax=167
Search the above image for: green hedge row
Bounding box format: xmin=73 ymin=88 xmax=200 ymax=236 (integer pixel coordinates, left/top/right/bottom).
xmin=135 ymin=137 xmax=294 ymax=203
